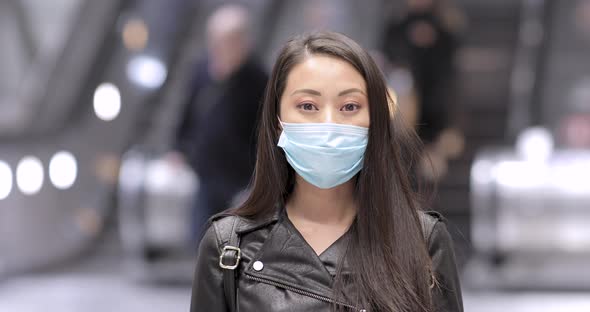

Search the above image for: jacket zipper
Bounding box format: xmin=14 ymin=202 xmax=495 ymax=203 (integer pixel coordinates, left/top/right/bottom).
xmin=245 ymin=273 xmax=362 ymax=311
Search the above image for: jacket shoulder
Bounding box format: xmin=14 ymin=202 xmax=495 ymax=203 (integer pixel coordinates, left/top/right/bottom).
xmin=208 ymin=209 xmax=281 ymax=244
xmin=418 ymin=210 xmax=445 ymax=243
xmin=208 ymin=213 xmax=243 ymax=246
xmin=421 ymin=211 xmax=464 ymax=311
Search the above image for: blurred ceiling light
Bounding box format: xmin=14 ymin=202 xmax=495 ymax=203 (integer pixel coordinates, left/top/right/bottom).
xmin=93 ymin=82 xmax=121 ymax=121
xmin=16 ymin=156 xmax=44 ymax=195
xmin=0 ymin=161 xmax=13 ymax=200
xmin=49 ymin=151 xmax=77 ymax=190
xmin=127 ymin=55 xmax=167 ymax=89
xmin=122 ymin=18 xmax=149 ymax=51
xmin=516 ymin=127 xmax=554 ymax=162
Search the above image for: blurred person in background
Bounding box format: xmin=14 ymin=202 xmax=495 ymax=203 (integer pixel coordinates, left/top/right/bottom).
xmin=170 ymin=4 xmax=268 ymax=243
xmin=382 ymin=0 xmax=465 ymax=181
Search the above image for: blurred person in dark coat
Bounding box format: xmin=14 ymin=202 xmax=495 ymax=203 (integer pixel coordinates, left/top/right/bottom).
xmin=382 ymin=0 xmax=465 ymax=181
xmin=171 ymin=4 xmax=268 ymax=243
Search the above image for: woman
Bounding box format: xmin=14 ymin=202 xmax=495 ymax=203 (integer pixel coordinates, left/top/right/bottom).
xmin=190 ymin=31 xmax=463 ymax=312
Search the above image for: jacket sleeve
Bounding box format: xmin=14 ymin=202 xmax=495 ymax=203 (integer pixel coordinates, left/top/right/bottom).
xmin=190 ymin=224 xmax=228 ymax=312
xmin=428 ymin=220 xmax=464 ymax=312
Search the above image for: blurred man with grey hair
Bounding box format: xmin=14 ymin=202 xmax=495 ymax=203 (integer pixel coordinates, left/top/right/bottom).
xmin=172 ymin=4 xmax=268 ymax=243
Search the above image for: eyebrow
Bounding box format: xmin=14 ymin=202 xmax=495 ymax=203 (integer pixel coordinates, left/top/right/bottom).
xmin=291 ymin=89 xmax=322 ymax=96
xmin=290 ymin=88 xmax=366 ymax=97
xmin=338 ymin=88 xmax=366 ymax=96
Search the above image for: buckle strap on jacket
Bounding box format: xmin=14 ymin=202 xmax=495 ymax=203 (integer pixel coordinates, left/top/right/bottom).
xmin=219 ymin=245 xmax=241 ymax=269
xmin=213 ymin=216 xmax=242 ymax=311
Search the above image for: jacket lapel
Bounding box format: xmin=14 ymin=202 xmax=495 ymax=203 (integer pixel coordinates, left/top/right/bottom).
xmin=244 ymin=208 xmax=342 ymax=298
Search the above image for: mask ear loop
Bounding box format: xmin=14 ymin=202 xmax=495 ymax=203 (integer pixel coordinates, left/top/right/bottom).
xmin=275 ymin=117 xmax=285 ymax=142
xmin=276 ymin=116 xmax=285 ymax=131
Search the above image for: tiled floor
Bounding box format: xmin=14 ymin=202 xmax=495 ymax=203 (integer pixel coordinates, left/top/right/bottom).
xmin=0 ymin=273 xmax=190 ymax=312
xmin=463 ymin=291 xmax=590 ymax=312
xmin=2 ymin=272 xmax=590 ymax=312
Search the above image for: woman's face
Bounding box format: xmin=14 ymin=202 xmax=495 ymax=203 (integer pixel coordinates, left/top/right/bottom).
xmin=279 ymin=55 xmax=370 ymax=128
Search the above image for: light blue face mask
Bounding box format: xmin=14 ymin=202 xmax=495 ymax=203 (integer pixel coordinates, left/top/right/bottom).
xmin=277 ymin=121 xmax=369 ymax=189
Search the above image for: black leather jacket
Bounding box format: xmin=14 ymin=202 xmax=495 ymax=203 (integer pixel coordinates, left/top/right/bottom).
xmin=190 ymin=207 xmax=463 ymax=312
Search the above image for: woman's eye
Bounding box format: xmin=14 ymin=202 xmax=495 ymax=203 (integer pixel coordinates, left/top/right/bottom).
xmin=297 ymin=103 xmax=318 ymax=111
xmin=341 ymin=103 xmax=359 ymax=112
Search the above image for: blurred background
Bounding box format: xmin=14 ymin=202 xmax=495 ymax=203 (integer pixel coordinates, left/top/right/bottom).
xmin=1 ymin=0 xmax=590 ymax=311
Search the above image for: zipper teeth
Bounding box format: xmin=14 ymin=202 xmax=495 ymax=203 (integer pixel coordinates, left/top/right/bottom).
xmin=246 ymin=273 xmax=359 ymax=310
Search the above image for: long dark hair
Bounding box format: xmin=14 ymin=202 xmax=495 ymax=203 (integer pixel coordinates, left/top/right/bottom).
xmin=233 ymin=31 xmax=433 ymax=312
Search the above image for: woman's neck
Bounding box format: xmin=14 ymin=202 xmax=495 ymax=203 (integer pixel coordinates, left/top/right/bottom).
xmin=286 ymin=175 xmax=357 ymax=225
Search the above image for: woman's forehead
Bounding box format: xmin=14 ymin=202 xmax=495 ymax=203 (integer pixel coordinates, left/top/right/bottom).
xmin=283 ymin=55 xmax=367 ymax=95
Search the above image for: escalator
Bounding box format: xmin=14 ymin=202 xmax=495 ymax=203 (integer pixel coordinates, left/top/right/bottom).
xmin=0 ymin=0 xmax=196 ymax=278
xmin=467 ymin=0 xmax=590 ymax=290
xmin=0 ymin=0 xmax=293 ymax=282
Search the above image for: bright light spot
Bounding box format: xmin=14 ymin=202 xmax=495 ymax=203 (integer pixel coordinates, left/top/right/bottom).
xmin=93 ymin=83 xmax=121 ymax=121
xmin=516 ymin=127 xmax=554 ymax=162
xmin=16 ymin=156 xmax=44 ymax=195
xmin=494 ymin=160 xmax=547 ymax=189
xmin=49 ymin=151 xmax=78 ymax=189
xmin=0 ymin=161 xmax=13 ymax=200
xmin=127 ymin=55 xmax=167 ymax=89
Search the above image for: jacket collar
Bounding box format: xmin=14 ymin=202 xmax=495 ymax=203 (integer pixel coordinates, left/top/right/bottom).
xmin=235 ymin=207 xmax=282 ymax=235
xmin=243 ymin=205 xmax=352 ymax=300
